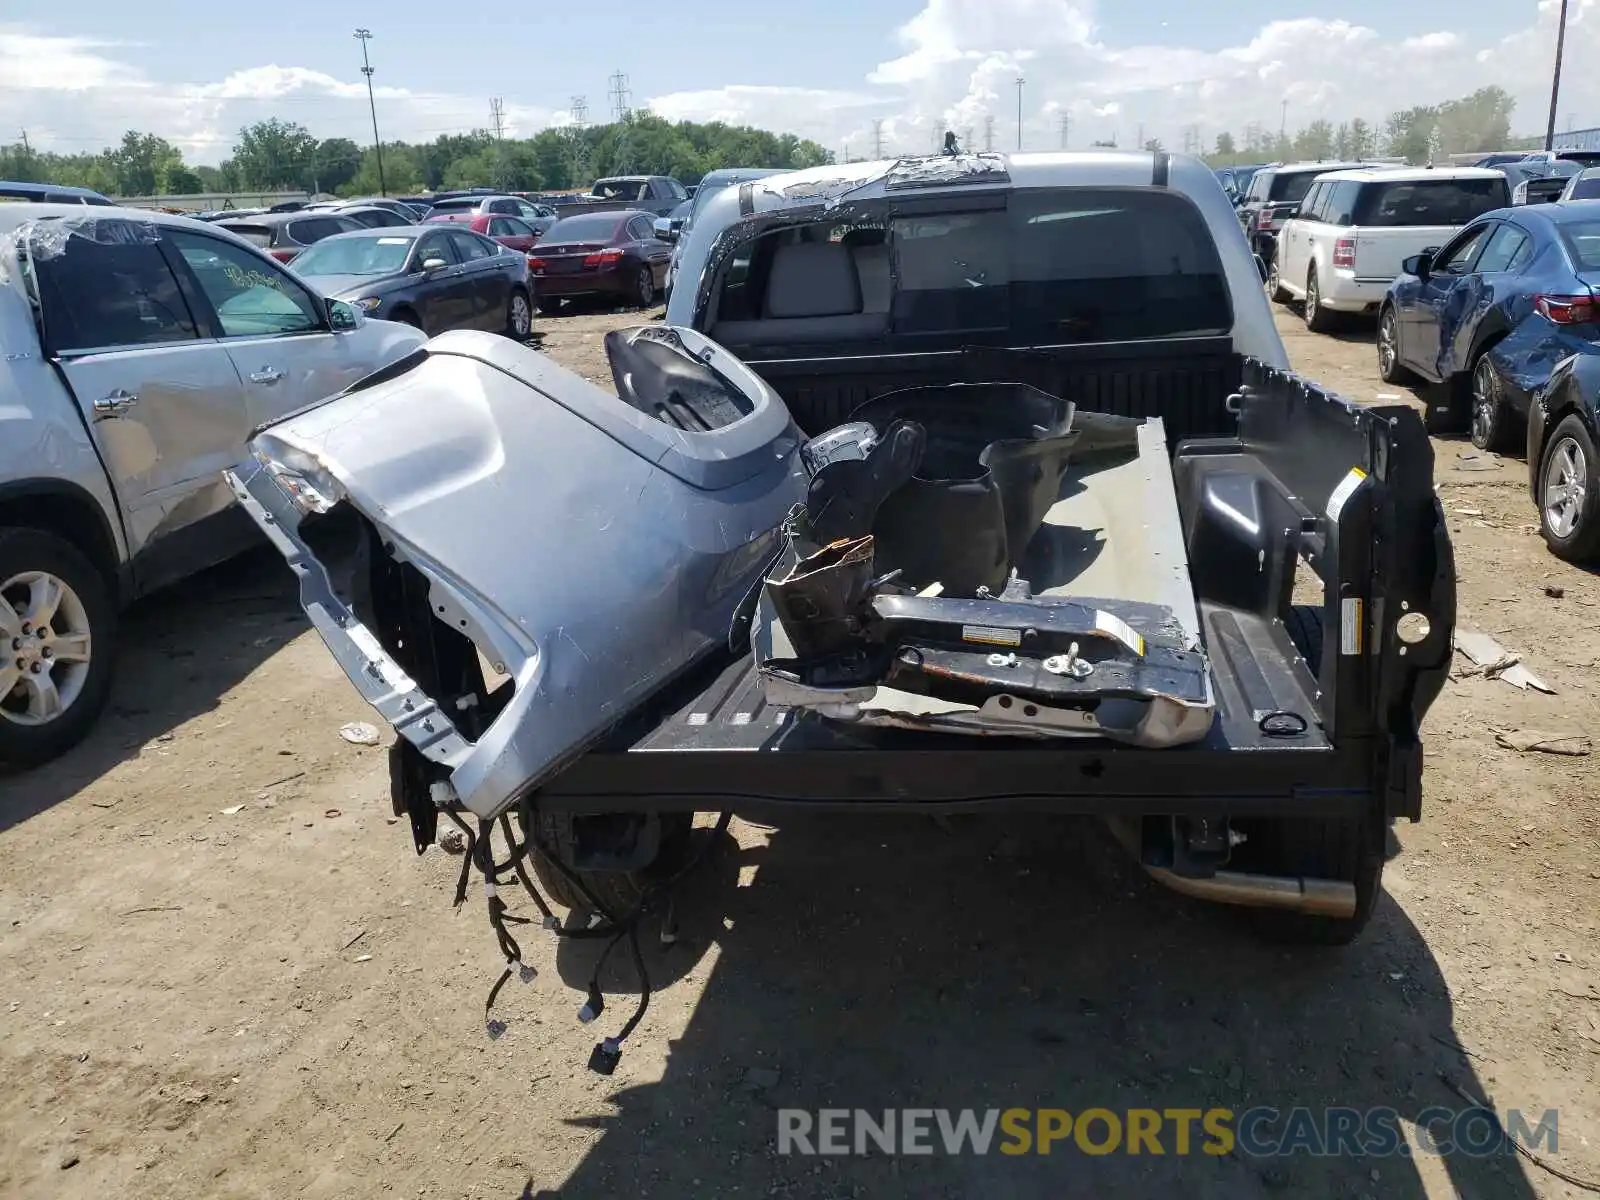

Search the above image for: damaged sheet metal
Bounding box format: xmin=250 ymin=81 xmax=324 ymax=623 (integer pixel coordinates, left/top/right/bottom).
xmin=1452 ymin=629 xmax=1555 ymax=693
xmin=227 ymin=327 xmax=808 ymax=821
xmin=751 ymin=389 xmax=1216 ymax=747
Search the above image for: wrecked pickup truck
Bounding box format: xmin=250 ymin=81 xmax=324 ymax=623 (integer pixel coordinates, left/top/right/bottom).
xmin=228 ymin=153 xmax=1455 ymax=990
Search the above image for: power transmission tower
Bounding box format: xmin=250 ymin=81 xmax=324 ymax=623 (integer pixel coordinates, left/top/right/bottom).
xmin=568 ymin=95 xmax=590 ymax=183
xmin=962 ymin=125 xmax=974 ymax=155
xmin=1181 ymin=124 xmax=1200 ymax=154
xmin=490 ymin=97 xmax=507 ymax=188
xmin=1059 ymin=113 xmax=1070 ymax=149
xmin=608 ymin=71 xmax=632 ymax=122
xmin=871 ymin=118 xmax=885 ymax=160
xmin=608 ymin=71 xmax=632 ymax=174
xmin=983 ymin=115 xmax=995 ymax=153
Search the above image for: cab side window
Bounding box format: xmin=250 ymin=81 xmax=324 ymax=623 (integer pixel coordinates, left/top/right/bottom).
xmin=166 ymin=230 xmax=324 ymax=337
xmin=32 ymin=225 xmax=199 ymax=352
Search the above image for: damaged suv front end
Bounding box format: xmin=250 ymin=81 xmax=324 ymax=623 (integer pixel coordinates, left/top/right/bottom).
xmin=227 ymin=326 xmax=807 ymax=834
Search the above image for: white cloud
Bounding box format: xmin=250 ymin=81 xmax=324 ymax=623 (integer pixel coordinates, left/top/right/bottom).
xmin=7 ymin=1 xmax=1600 ymax=169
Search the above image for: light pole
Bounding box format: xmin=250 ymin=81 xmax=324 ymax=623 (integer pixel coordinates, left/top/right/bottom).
xmin=1545 ymin=0 xmax=1570 ymax=151
xmin=1015 ymin=76 xmax=1025 ymax=151
xmin=354 ymin=29 xmax=387 ymax=197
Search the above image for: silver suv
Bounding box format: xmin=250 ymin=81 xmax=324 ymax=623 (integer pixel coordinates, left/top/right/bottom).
xmin=0 ymin=204 xmax=425 ymax=766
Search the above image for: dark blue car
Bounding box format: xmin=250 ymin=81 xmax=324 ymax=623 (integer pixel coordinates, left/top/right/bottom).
xmin=1378 ymin=202 xmax=1600 ymax=456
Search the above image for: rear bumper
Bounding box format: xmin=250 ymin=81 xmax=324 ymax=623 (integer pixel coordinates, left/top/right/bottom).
xmin=1319 ymin=273 xmax=1390 ymax=312
xmin=535 ymin=265 xmax=634 ymax=297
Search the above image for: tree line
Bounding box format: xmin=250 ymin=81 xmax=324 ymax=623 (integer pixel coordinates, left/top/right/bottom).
xmin=0 ymin=85 xmax=1540 ymax=199
xmin=0 ymin=113 xmax=833 ymax=199
xmin=1197 ymin=87 xmax=1528 ymax=166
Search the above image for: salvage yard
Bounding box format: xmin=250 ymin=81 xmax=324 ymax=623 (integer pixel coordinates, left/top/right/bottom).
xmin=2 ymin=308 xmax=1598 ymax=1199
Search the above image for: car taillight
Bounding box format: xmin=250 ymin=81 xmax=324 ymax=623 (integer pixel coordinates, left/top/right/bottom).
xmin=583 ymin=250 xmax=624 ymax=267
xmin=1332 ymin=237 xmax=1356 ymax=269
xmin=1535 ymin=293 xmax=1596 ymax=324
xmin=527 ymin=257 xmax=546 ymax=271
xmin=268 ymin=248 xmax=297 ymax=263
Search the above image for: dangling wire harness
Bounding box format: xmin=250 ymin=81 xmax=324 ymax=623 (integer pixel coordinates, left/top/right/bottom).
xmin=444 ymin=807 xmax=732 ymax=1075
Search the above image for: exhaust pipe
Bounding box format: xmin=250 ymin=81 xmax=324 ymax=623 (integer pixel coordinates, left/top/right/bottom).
xmin=1103 ymin=818 xmax=1357 ymax=919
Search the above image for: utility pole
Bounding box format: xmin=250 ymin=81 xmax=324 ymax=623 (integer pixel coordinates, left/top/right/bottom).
xmin=962 ymin=125 xmax=974 ymax=155
xmin=1015 ymin=76 xmax=1025 ymax=150
xmin=353 ymin=29 xmax=386 ymax=197
xmin=871 ymin=118 xmax=885 ymax=160
xmin=19 ymin=129 xmax=29 ymax=153
xmin=983 ymin=115 xmax=995 ymax=153
xmin=1279 ymin=98 xmax=1288 ymax=141
xmin=841 ymin=139 xmax=849 ymax=163
xmin=1059 ymin=112 xmax=1070 ymax=150
xmin=1546 ymin=0 xmax=1570 ymax=151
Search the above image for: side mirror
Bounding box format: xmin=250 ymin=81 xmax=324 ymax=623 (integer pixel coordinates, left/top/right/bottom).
xmin=652 ymin=218 xmax=677 ymax=243
xmin=327 ymin=298 xmax=365 ymax=331
xmin=422 ymin=257 xmax=448 ymax=273
xmin=1402 ymin=252 xmax=1432 ymax=278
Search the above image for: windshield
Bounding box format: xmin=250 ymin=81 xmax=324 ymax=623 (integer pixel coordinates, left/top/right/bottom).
xmin=1559 ymin=219 xmax=1600 ymax=271
xmin=543 ymin=213 xmax=627 ymax=242
xmin=291 ymin=235 xmax=415 ymax=276
xmin=1569 ymin=171 xmax=1600 ymax=201
xmin=426 ymin=198 xmax=479 ymax=214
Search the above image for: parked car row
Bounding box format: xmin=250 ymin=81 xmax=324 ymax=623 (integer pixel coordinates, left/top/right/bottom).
xmin=1238 ymin=158 xmax=1600 ymax=569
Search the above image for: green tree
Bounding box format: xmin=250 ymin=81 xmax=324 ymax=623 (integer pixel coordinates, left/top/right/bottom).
xmin=346 ymin=143 xmax=423 ymax=196
xmin=234 ymin=119 xmax=319 ymax=189
xmin=1214 ymin=131 xmax=1237 ymax=160
xmin=107 ymin=131 xmax=187 ymax=196
xmin=1293 ymin=119 xmax=1335 ymax=161
xmin=1435 ymin=86 xmax=1515 ymax=154
xmin=1143 ymin=138 xmax=1165 ymax=154
xmin=1384 ymin=106 xmax=1437 ymax=164
xmin=1348 ymin=119 xmax=1375 ymax=159
xmin=313 ymin=138 xmax=363 ymax=194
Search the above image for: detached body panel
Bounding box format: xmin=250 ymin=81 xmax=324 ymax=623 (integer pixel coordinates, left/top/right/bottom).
xmin=229 ymin=327 xmax=807 ymax=819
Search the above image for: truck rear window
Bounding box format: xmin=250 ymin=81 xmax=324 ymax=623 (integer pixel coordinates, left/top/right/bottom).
xmin=1353 ymin=178 xmax=1508 ymax=226
xmin=887 ymin=190 xmax=1231 ymax=342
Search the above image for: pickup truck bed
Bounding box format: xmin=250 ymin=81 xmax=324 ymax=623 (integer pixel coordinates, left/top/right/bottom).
xmin=539 ymin=351 xmax=1450 ymax=826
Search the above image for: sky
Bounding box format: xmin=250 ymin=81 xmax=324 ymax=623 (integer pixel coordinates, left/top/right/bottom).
xmin=2 ymin=0 xmax=1596 ymax=166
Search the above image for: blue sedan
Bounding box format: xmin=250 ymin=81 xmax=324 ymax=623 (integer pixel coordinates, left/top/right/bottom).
xmin=1377 ymin=202 xmax=1600 ymax=451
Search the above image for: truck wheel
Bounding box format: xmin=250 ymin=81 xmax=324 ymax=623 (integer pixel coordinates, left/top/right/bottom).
xmin=1249 ymin=814 xmax=1386 ymax=946
xmin=1376 ymin=306 xmax=1416 ymax=385
xmin=1538 ymin=414 xmax=1600 ymax=563
xmin=1468 ymin=351 xmax=1514 ymax=452
xmin=1303 ymin=268 xmax=1336 ymax=333
xmin=0 ymin=528 xmax=116 ymax=768
xmin=524 ymin=809 xmax=694 ymax=917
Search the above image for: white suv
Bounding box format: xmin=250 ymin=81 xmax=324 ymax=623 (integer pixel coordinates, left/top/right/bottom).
xmin=1270 ymin=167 xmax=1510 ymax=331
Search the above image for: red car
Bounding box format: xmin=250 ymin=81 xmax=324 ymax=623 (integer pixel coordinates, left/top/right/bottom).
xmin=424 ymin=212 xmax=542 ymax=252
xmin=526 ymin=209 xmax=672 ymax=314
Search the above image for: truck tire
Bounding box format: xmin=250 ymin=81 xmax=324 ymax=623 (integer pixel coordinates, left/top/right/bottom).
xmin=0 ymin=527 xmax=116 ymax=768
xmin=524 ymin=809 xmax=694 ymax=917
xmin=1284 ymin=604 xmax=1324 ymax=668
xmin=1249 ymin=814 xmax=1386 ymax=946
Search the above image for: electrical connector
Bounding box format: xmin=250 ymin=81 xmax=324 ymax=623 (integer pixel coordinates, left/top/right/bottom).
xmin=588 ymin=1037 xmax=622 ymax=1076
xmin=578 ymin=983 xmax=605 ymax=1024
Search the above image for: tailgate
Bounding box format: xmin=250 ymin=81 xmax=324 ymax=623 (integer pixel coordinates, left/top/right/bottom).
xmin=1352 ymin=225 xmax=1457 ymax=280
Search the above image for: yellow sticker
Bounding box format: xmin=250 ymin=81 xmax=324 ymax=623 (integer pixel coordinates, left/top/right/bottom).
xmin=962 ymin=624 xmax=1022 ymax=647
xmin=1095 ymin=611 xmax=1146 ymax=656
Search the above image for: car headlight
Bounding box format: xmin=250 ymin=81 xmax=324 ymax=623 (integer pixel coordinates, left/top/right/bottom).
xmin=252 ymin=440 xmax=346 ymax=516
xmin=1513 ymin=181 xmax=1529 ymax=204
xmin=352 ymin=297 xmax=383 ymax=311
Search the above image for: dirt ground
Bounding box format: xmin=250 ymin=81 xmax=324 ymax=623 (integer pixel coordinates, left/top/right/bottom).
xmin=2 ymin=305 xmax=1598 ymax=1200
